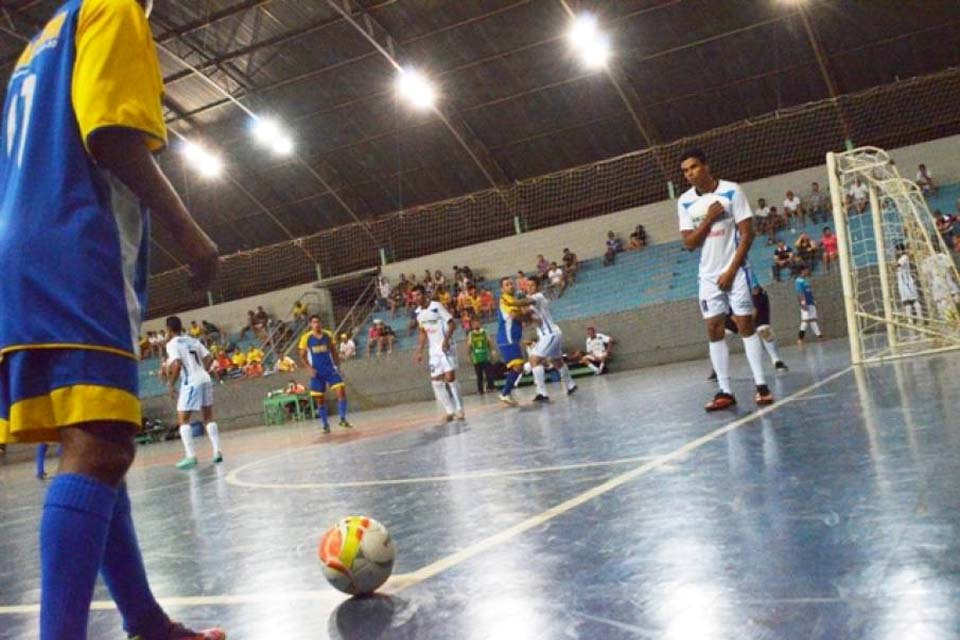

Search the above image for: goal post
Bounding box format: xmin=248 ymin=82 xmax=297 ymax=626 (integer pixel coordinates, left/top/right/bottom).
xmin=826 ymin=146 xmax=960 ymax=365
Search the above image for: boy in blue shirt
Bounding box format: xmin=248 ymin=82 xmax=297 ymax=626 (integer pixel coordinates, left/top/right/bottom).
xmin=796 ymin=267 xmax=824 ymax=344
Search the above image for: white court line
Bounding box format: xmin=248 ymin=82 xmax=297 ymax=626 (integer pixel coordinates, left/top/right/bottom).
xmin=0 ymin=366 xmax=852 ymax=613
xmin=225 ymin=455 xmax=660 ymax=490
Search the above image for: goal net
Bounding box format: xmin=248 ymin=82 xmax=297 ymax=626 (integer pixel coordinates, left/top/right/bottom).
xmin=826 ymin=146 xmax=960 ymax=364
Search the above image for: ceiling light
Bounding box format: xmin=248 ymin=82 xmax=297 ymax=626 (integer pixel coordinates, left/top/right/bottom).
xmin=182 ymin=141 xmax=223 ymax=178
xmin=272 ymin=136 xmax=294 ymax=156
xmin=580 ymin=35 xmax=611 ymax=69
xmin=252 ymin=117 xmax=296 ymax=155
xmin=568 ymin=13 xmax=599 ymax=51
xmin=396 ymin=68 xmax=436 ymax=109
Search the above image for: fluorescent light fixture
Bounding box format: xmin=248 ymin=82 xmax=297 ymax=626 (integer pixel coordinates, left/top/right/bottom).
xmin=395 ymin=68 xmax=436 ymax=109
xmin=182 ymin=141 xmax=223 ymax=178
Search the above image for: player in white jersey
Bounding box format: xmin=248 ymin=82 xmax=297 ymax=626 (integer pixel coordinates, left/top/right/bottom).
xmin=526 ymin=279 xmax=577 ymax=402
xmin=895 ymin=243 xmax=922 ymax=325
xmin=677 ymin=148 xmax=773 ymax=411
xmin=413 ymin=285 xmax=465 ymax=421
xmin=920 ymin=249 xmax=960 ymax=320
xmin=164 ymin=316 xmax=223 ymax=469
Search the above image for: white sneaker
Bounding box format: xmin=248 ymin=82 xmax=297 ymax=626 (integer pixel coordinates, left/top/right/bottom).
xmin=454 ymin=410 xmax=465 ymax=420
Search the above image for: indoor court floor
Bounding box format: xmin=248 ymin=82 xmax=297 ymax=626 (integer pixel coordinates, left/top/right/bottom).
xmin=2 ymin=340 xmax=959 ymax=639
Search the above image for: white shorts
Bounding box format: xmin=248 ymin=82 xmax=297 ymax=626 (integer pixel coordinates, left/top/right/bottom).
xmin=698 ymin=268 xmax=753 ymax=319
xmin=177 ymin=381 xmax=214 ymax=413
xmin=801 ymin=305 xmax=818 ymax=321
xmin=429 ymin=350 xmax=457 ymax=377
xmin=530 ymin=331 xmax=563 ymax=359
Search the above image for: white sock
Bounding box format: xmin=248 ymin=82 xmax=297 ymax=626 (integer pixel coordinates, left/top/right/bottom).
xmin=762 ymin=337 xmax=782 ymax=365
xmin=532 ymin=365 xmax=547 ymax=396
xmin=742 ymin=333 xmax=767 ymax=386
xmin=800 ymin=320 xmax=809 ymax=335
xmin=179 ymin=424 xmax=196 ymax=459
xmin=206 ymin=421 xmax=221 ymax=455
xmin=585 ymin=362 xmax=599 ymax=374
xmin=810 ymin=321 xmax=822 ymax=337
xmin=432 ymin=380 xmax=455 ymax=415
xmin=559 ymin=364 xmax=576 ymax=390
xmin=597 ymin=361 xmax=605 ymax=374
xmin=447 ymin=380 xmax=464 ymax=412
xmin=708 ymin=340 xmax=732 ymax=394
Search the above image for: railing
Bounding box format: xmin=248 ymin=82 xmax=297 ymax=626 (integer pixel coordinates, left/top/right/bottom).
xmin=265 ymin=291 xmax=328 ymax=363
xmin=332 ymin=277 xmax=379 ymax=347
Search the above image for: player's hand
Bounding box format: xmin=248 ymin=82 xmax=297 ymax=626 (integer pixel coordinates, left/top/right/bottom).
xmin=717 ymin=268 xmax=736 ymax=291
xmin=705 ymin=201 xmax=725 ymax=225
xmin=183 ymin=233 xmax=220 ymax=292
xmin=441 ymin=338 xmax=451 ymax=354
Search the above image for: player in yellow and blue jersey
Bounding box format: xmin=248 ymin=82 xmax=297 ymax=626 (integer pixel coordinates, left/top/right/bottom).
xmin=298 ymin=315 xmax=352 ymax=432
xmin=496 ymin=276 xmax=533 ymax=406
xmin=0 ymin=1 xmax=222 ymax=638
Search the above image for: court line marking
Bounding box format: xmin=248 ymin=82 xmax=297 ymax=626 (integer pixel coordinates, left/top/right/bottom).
xmin=0 ymin=366 xmax=852 ymax=614
xmin=225 ymin=454 xmax=661 ymax=489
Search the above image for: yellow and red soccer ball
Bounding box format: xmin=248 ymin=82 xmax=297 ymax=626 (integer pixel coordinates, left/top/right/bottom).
xmin=318 ymin=516 xmax=396 ymax=595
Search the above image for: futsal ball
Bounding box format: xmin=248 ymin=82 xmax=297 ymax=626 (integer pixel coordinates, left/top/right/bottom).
xmin=319 ymin=516 xmax=395 ymax=596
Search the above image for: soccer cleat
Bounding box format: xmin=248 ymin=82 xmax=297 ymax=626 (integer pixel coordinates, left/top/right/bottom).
xmin=707 ymin=370 xmax=717 ymax=381
xmin=445 ymin=414 xmax=455 ymax=422
xmin=755 ymin=385 xmax=775 ymax=406
xmin=498 ymin=393 xmax=518 ymax=407
xmin=704 ymin=392 xmax=737 ymax=412
xmin=454 ymin=410 xmax=466 ymax=420
xmin=533 ymin=394 xmax=550 ymax=403
xmin=566 ymin=385 xmax=578 ymax=396
xmin=322 ymin=425 xmax=331 ymax=434
xmin=339 ymin=419 xmax=353 ymax=429
xmin=774 ymin=361 xmax=789 ymax=372
xmin=36 ymin=472 xmax=47 ymax=481
xmin=212 ymin=452 xmax=223 ymax=464
xmin=129 ymin=620 xmax=226 ymax=640
xmin=175 ymin=456 xmax=198 ymax=470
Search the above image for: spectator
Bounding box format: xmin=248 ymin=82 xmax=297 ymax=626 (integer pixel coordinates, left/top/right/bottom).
xmin=292 ymin=299 xmax=308 ymax=321
xmin=773 ymin=239 xmax=799 ymax=282
xmin=379 ymin=320 xmax=396 ymax=354
xmin=581 ymin=327 xmax=613 ymax=375
xmin=188 ymin=320 xmax=203 ymax=340
xmin=463 ymin=285 xmax=482 ymax=317
xmin=795 ymin=233 xmax=818 ymax=270
xmin=806 ymin=181 xmax=831 ymax=224
xmin=255 ymin=305 xmax=270 ymax=328
xmin=246 ymin=345 xmax=264 ymax=365
xmin=479 ymin=287 xmax=496 ymax=320
xmin=935 ymin=210 xmax=956 ymax=247
xmin=148 ymin=330 xmax=165 ymax=359
xmin=562 ymin=248 xmax=579 ymax=282
xmin=754 ymin=198 xmax=770 ymax=237
xmin=846 ymin=177 xmax=868 ymax=215
xmin=783 ymin=190 xmax=805 ymax=229
xmin=338 ymin=333 xmax=357 ymax=360
xmin=516 ymin=271 xmax=532 ymax=294
xmin=239 ymin=310 xmax=257 ymax=339
xmin=820 ymin=226 xmax=839 ymax=273
xmin=231 ymin=349 xmax=247 ymax=371
xmin=467 ymin=317 xmax=497 ymax=394
xmin=434 ymin=269 xmax=447 ymax=290
xmin=436 ymin=285 xmax=452 ymax=310
xmin=547 ymin=261 xmax=566 ymax=296
xmin=603 ymin=230 xmax=623 ymax=266
xmin=535 ymin=254 xmax=550 ymax=280
xmin=459 ymin=309 xmax=473 ymax=332
xmin=627 ymin=224 xmax=647 ymax=250
xmin=214 ymin=350 xmax=232 ymax=382
xmin=916 ymin=163 xmax=937 ymax=197
xmin=375 ymin=275 xmax=394 ymax=315
xmin=202 ymin=320 xmax=221 ymax=345
xmin=367 ymin=319 xmax=384 ymax=357
xmin=422 ymin=271 xmax=435 ymax=297
xmin=139 ymin=334 xmax=151 ymax=360
xmin=244 ymin=358 xmax=264 ymax=378
xmin=456 ymin=286 xmax=471 ymax=314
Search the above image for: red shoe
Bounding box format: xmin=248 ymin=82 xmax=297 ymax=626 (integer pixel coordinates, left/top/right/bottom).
xmin=755 ymin=385 xmax=774 ymax=406
xmin=130 ymin=621 xmax=226 ymax=640
xmin=704 ymin=392 xmax=737 ymax=412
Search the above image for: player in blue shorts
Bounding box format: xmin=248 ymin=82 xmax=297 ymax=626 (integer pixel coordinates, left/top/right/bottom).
xmin=298 ymin=315 xmax=352 ymax=432
xmin=0 ymin=2 xmax=223 ymax=639
xmin=496 ymin=276 xmax=533 ymax=406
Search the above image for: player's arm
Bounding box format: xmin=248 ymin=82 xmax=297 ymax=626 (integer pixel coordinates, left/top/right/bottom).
xmin=297 ymin=333 xmax=315 ymax=376
xmin=680 ymin=202 xmax=725 ymax=251
xmin=415 ymin=327 xmax=427 ymax=364
xmin=329 ymin=334 xmax=341 ymax=368
xmin=717 ymin=187 xmax=755 ymax=290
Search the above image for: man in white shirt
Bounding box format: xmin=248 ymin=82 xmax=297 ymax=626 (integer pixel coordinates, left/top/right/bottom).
xmin=916 ymin=163 xmax=937 ymax=196
xmin=338 ymin=333 xmax=357 ymax=359
xmin=414 ymin=285 xmax=465 ymax=421
xmin=165 ymin=316 xmax=222 ymax=469
xmin=846 ymin=178 xmax=869 ymax=214
xmin=581 ymin=326 xmax=612 ymax=375
xmin=677 ymin=148 xmax=773 ymax=410
xmin=806 ymin=181 xmax=831 ymax=224
xmin=526 ymin=278 xmax=577 ymax=402
xmin=547 ymin=262 xmax=567 ymax=296
xmin=894 ymin=243 xmax=922 ymax=325
xmin=920 ymin=249 xmax=960 ymax=321
xmin=783 ymin=190 xmax=804 ymax=230
xmin=754 ymin=198 xmax=770 ymax=236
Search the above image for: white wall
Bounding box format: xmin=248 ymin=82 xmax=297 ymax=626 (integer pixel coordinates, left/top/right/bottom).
xmin=150 ymin=133 xmax=960 ymax=333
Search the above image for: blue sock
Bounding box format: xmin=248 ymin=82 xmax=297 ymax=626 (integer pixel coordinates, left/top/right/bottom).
xmin=319 ymin=404 xmax=329 ymax=426
xmin=501 ymin=369 xmax=520 ymax=396
xmin=100 ymin=484 xmax=167 ymax=636
xmin=36 ymin=443 xmax=49 ymax=477
xmin=338 ymin=397 xmax=348 ymax=421
xmin=40 ymin=474 xmax=117 ymax=640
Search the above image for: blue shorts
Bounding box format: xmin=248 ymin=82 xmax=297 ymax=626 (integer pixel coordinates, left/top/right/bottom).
xmin=498 ymin=343 xmax=524 ymax=369
xmin=309 ymin=370 xmax=344 ymax=396
xmin=0 ymin=347 xmax=140 ymax=444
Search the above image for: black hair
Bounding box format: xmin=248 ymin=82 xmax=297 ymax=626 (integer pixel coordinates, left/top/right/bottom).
xmin=680 ymin=147 xmax=706 ymax=165
xmin=165 ymin=316 xmax=183 ymax=333
xmin=823 ymin=226 xmax=832 ymax=233
xmin=411 ymin=284 xmax=426 ymax=294
xmin=309 ymin=314 xmax=321 ymax=322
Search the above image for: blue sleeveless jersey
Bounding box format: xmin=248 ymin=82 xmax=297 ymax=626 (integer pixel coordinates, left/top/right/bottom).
xmin=0 ymin=0 xmax=166 ymax=359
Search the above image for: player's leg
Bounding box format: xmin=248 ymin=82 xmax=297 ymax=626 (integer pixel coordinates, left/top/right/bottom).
xmin=757 ymin=325 xmax=788 ymax=371
xmin=554 ymin=356 xmax=577 ymax=395
xmin=328 ymin=373 xmax=351 ymax=428
xmin=701 ymin=279 xmax=737 ymax=410
xmin=474 ymin=362 xmax=486 ymax=394
xmin=528 ymin=352 xmax=549 ymax=402
xmin=581 ymin=354 xmax=600 ymax=374
xmin=807 ymin=305 xmax=823 ymax=337
xmin=498 ymin=343 xmax=524 ymax=406
xmin=176 ymin=390 xmax=199 ymax=469
xmin=36 ymin=443 xmax=50 ymax=480
xmin=443 ymin=368 xmax=465 ymax=419
xmin=201 ymin=399 xmax=222 ymax=463
xmin=310 ymin=375 xmax=331 ymax=432
xmin=729 ymin=271 xmax=773 ymax=405
xmin=430 ymin=369 xmax=456 ymax=420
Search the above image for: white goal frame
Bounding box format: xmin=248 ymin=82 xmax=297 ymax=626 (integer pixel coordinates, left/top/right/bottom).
xmin=826 ymin=146 xmax=960 ymax=365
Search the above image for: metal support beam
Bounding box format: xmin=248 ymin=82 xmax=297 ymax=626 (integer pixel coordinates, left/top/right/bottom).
xmin=799 ymin=5 xmax=853 ymax=144
xmin=325 ymin=0 xmax=513 ymax=189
